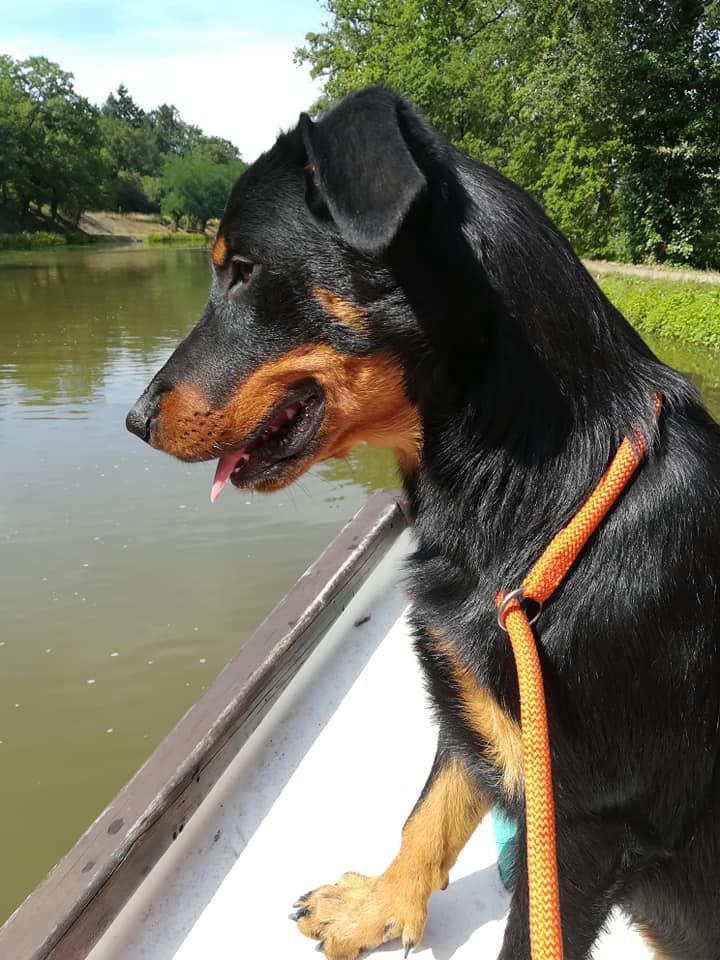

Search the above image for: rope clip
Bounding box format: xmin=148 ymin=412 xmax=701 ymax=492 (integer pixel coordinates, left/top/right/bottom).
xmin=497 ymin=588 xmax=543 ymax=631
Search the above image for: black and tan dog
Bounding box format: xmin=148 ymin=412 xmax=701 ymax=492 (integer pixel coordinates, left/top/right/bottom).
xmin=126 ymin=87 xmax=720 ymax=960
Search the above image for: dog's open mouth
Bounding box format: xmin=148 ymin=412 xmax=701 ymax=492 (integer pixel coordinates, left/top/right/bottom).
xmin=210 ymin=381 xmax=326 ymax=500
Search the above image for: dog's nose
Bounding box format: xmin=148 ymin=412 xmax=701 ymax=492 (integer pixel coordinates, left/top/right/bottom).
xmin=126 ymin=386 xmax=162 ymax=442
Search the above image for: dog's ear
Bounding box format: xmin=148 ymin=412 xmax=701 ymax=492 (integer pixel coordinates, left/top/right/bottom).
xmin=299 ymin=88 xmax=426 ymax=255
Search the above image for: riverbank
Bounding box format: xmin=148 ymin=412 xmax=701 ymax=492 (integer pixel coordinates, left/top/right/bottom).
xmin=591 ymin=270 xmax=720 ymax=350
xmin=79 ymin=211 xmax=207 ymax=244
xmin=0 ymin=209 xmax=210 ymax=249
xmin=586 ymin=259 xmax=720 ymax=286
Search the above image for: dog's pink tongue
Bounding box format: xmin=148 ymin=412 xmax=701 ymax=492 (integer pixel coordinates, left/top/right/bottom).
xmin=211 ymin=450 xmax=245 ymax=503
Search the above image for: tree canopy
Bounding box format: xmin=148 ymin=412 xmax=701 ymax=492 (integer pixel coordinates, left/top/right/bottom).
xmin=3 ymin=5 xmax=718 ymax=258
xmin=160 ymin=152 xmax=244 ymax=232
xmin=297 ymin=0 xmax=720 ymax=268
xmin=0 ymin=56 xmax=105 ymax=222
xmin=0 ymin=55 xmax=245 ymax=229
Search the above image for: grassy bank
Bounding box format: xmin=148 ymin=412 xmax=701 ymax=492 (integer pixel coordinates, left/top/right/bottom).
xmin=0 ymin=207 xmax=213 ymax=248
xmin=0 ymin=231 xmax=137 ymax=250
xmin=145 ymin=231 xmax=207 ymax=247
xmin=80 ymin=211 xmax=216 ymax=242
xmin=0 ymin=226 xmax=208 ymax=251
xmin=0 ymin=231 xmax=66 ymax=250
xmin=595 ymin=273 xmax=720 ymax=350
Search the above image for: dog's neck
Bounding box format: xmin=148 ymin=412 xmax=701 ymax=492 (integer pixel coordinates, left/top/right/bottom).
xmin=383 ymin=160 xmax=691 ymax=580
xmin=396 ymin=269 xmax=684 ymax=586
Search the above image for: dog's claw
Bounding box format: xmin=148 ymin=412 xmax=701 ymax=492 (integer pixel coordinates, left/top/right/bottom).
xmin=289 ymin=907 xmax=310 ymax=921
xmin=315 ymin=941 xmax=325 ymax=953
xmin=404 ymin=940 xmax=415 ymax=958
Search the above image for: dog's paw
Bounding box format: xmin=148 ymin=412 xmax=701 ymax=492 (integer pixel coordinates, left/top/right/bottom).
xmin=291 ymin=869 xmax=428 ymax=959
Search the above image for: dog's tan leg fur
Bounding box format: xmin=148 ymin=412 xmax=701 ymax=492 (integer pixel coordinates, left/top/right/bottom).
xmin=294 ymin=758 xmax=489 ymax=959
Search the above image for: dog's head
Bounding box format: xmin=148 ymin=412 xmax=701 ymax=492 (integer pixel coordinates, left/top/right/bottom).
xmin=126 ymin=87 xmax=431 ymax=497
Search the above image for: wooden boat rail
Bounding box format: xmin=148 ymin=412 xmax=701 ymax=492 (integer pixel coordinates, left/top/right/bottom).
xmin=0 ymin=491 xmax=408 ymax=960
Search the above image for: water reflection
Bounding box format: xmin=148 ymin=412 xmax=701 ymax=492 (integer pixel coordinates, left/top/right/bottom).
xmin=1 ymin=247 xmax=203 ymax=409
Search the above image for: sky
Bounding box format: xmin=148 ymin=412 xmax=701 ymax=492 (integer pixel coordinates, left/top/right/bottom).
xmin=4 ymin=0 xmax=327 ymax=161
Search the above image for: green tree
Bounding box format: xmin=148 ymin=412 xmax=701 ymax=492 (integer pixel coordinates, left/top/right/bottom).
xmin=296 ymin=0 xmax=624 ymax=257
xmin=0 ymin=55 xmax=106 ymax=221
xmin=498 ymin=1 xmax=627 ymax=258
xmin=0 ymin=55 xmax=32 ymax=208
xmin=160 ymin=152 xmax=245 ymax=232
xmin=102 ymin=83 xmax=145 ymax=127
xmin=97 ymin=89 xmax=244 ymax=213
xmin=99 ymin=115 xmax=160 ymax=177
xmin=148 ymin=103 xmax=199 ymax=156
xmin=508 ymin=0 xmax=720 ymax=263
xmin=0 ymin=58 xmax=245 ymax=226
xmin=194 ymin=135 xmax=242 ymax=165
xmin=297 ymin=0 xmax=512 ymax=164
xmin=297 ymin=0 xmax=720 ymax=268
xmin=607 ymin=0 xmax=720 ymax=264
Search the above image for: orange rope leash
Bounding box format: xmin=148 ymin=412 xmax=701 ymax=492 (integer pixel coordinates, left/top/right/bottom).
xmin=495 ymin=399 xmax=660 ymax=960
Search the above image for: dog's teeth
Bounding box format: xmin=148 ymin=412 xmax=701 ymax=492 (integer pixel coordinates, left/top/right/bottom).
xmin=239 ymin=453 xmax=249 ymax=462
xmin=286 ymin=407 xmax=297 ymax=420
xmin=269 ymin=425 xmax=280 ymax=433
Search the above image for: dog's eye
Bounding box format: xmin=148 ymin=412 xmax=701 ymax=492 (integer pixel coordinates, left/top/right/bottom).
xmin=228 ymin=257 xmax=256 ymax=293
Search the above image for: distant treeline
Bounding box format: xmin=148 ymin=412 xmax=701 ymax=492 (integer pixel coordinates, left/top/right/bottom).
xmin=0 ymin=55 xmax=245 ymax=231
xmin=297 ymin=0 xmax=720 ymax=269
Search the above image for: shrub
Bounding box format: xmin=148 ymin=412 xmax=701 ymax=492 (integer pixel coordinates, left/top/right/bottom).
xmin=0 ymin=231 xmax=66 ymax=250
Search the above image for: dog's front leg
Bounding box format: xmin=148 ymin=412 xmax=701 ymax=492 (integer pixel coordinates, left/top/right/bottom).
xmin=499 ymin=814 xmax=626 ymax=960
xmin=292 ymin=748 xmax=489 ymax=960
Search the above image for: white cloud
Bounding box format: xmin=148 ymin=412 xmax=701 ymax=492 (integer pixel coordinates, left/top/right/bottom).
xmin=5 ymin=28 xmax=324 ymax=161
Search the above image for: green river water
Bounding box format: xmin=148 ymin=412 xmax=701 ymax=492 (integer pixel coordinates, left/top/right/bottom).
xmin=0 ymin=245 xmax=718 ymax=921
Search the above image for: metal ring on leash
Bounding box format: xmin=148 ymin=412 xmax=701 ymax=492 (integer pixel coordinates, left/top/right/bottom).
xmin=497 ymin=588 xmax=543 ymax=631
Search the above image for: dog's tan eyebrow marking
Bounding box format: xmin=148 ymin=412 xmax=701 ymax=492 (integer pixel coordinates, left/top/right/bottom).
xmin=211 ymin=234 xmax=227 ymax=266
xmin=312 ymin=285 xmax=370 ymax=333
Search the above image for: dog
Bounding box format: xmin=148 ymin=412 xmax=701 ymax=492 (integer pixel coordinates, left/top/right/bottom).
xmin=126 ymin=86 xmax=720 ymax=960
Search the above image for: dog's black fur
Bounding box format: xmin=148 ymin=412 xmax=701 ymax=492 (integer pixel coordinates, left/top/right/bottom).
xmin=128 ymin=87 xmax=720 ymax=959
